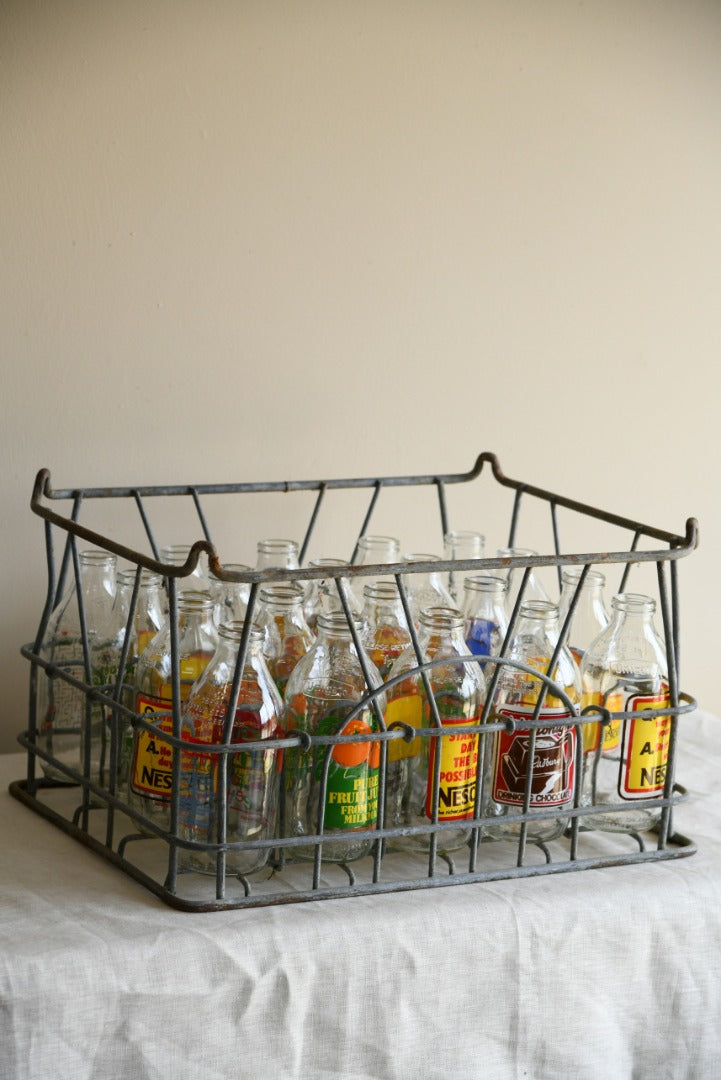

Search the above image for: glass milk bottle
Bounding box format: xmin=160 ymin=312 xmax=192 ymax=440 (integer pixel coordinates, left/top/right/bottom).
xmin=179 ymin=622 xmax=285 ymax=876
xmin=443 ymin=530 xmax=485 ymax=602
xmin=359 ymin=581 xmax=411 ymax=679
xmin=496 ymin=546 xmax=550 ymax=615
xmin=483 ymin=600 xmax=580 ymax=843
xmin=558 ymin=567 xmax=609 ymax=666
xmin=461 ymin=574 xmax=509 ymax=666
xmin=256 ymin=538 xmax=300 ymax=572
xmin=210 ymin=563 xmax=252 ymax=628
xmin=255 ymin=584 xmax=314 ymax=697
xmin=401 ymin=554 xmax=455 ymax=627
xmin=36 ymin=549 xmax=116 ymax=782
xmin=351 ymin=535 xmax=401 ymax=601
xmin=95 ymin=568 xmax=166 ymax=785
xmin=284 ymin=612 xmax=384 ymax=864
xmin=580 ymin=593 xmax=671 ymax=834
xmin=303 ymin=558 xmax=359 ymax=632
xmin=127 ymin=591 xmax=217 ymax=830
xmin=385 ymin=608 xmax=486 ymax=855
xmin=160 ymin=544 xmax=211 ymax=595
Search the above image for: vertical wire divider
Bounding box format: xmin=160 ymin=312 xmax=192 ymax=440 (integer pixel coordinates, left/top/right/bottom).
xmin=468 ymin=653 xmax=495 ymax=875
xmin=507 ymin=485 xmax=527 ymax=549
xmin=164 ymin=575 xmax=182 ymax=895
xmin=350 ymin=481 xmax=383 ymax=564
xmin=469 ymin=567 xmax=530 ymax=872
xmin=27 ymin=518 xmax=58 ymax=793
xmin=394 ymin=572 xmax=444 ymax=879
xmin=670 ymin=556 xmax=681 ymax=691
xmin=312 ymin=739 xmax=333 ymax=891
xmin=618 ymin=530 xmax=642 ymax=593
xmin=189 ymin=487 xmax=213 ymax=544
xmin=555 ymin=564 xmax=590 ymax=862
xmin=337 ymin=576 xmax=388 ymax=885
xmin=71 ymin=536 xmax=94 ymax=832
xmin=514 ymin=565 xmax=564 ymax=868
xmin=133 ymin=490 xmax=160 ymax=561
xmin=550 ymin=500 xmax=562 ymax=593
xmin=435 ymin=478 xmax=449 ymax=540
xmin=105 ymin=567 xmax=141 ymax=851
xmin=669 ymin=554 xmax=681 ymax=843
xmin=214 ymin=582 xmax=258 ymax=901
xmin=299 ymin=483 xmax=326 ymax=566
xmin=656 ymin=559 xmax=681 ymax=851
xmin=53 ymin=492 xmax=83 ymax=610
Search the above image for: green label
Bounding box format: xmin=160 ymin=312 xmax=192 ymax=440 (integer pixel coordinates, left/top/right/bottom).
xmin=314 ymin=712 xmax=380 ymax=831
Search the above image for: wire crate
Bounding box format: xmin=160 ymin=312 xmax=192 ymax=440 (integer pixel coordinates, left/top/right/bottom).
xmin=11 ymin=452 xmax=698 ymax=910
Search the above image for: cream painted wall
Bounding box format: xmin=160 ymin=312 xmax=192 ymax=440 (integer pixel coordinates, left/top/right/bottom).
xmin=2 ymin=0 xmax=720 ymax=753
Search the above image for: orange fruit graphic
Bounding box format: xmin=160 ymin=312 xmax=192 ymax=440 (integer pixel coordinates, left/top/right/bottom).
xmin=332 ymin=718 xmax=372 ymax=768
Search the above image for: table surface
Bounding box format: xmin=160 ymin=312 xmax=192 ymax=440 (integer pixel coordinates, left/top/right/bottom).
xmin=2 ymin=709 xmax=721 ymax=1080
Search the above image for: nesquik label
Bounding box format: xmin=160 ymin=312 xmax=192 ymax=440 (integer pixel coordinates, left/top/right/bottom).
xmin=619 ymin=691 xmax=671 ymax=800
xmin=425 ymin=719 xmax=479 ymax=821
xmin=492 ymin=705 xmax=577 ymax=807
xmin=131 ymin=693 xmax=174 ymax=800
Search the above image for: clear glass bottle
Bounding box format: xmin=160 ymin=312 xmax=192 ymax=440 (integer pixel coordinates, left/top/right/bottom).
xmin=303 ymin=558 xmax=358 ymax=632
xmin=461 ymin=574 xmax=509 ymax=665
xmin=92 ymin=568 xmax=166 ymax=787
xmin=179 ymin=622 xmax=284 ymax=876
xmin=255 ymin=583 xmax=315 ymax=697
xmin=385 ymin=607 xmax=486 ymax=854
xmin=401 ymin=553 xmax=455 ymax=627
xmin=284 ymin=612 xmax=384 ymax=864
xmin=558 ymin=567 xmax=609 ymax=666
xmin=483 ymin=600 xmax=581 ymax=843
xmin=359 ymin=581 xmax=411 ymax=679
xmin=210 ymin=563 xmax=252 ymax=628
xmin=354 ymin=535 xmax=401 ymax=566
xmin=496 ymin=546 xmax=550 ymax=615
xmin=351 ymin=535 xmax=401 ymax=600
xmin=443 ymin=530 xmax=485 ymax=602
xmin=127 ymin=591 xmax=218 ymax=830
xmin=159 ymin=544 xmax=211 ymax=610
xmin=580 ymin=593 xmax=671 ymax=834
xmin=36 ymin=549 xmax=117 ymax=783
xmin=256 ymin=538 xmax=300 ymax=572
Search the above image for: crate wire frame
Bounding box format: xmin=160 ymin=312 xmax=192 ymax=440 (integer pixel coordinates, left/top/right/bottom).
xmin=11 ymin=452 xmax=698 ymax=911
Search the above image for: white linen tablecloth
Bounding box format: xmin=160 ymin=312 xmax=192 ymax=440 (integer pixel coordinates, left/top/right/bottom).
xmin=1 ymin=710 xmax=720 ymax=1080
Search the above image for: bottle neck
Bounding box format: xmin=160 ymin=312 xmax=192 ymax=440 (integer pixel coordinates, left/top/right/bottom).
xmin=354 ymin=536 xmax=400 ymax=565
xmin=418 ymin=607 xmax=467 ymax=653
xmin=609 ymin=593 xmax=657 ymax=630
xmin=256 ymin=539 xmax=299 ymax=570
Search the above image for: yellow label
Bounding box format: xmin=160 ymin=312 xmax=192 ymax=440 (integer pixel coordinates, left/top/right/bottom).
xmin=385 ymin=694 xmax=422 ymax=761
xmin=428 ymin=722 xmax=479 ymax=820
xmin=581 ymin=690 xmax=623 ymax=754
xmin=132 ymin=693 xmax=174 ymax=799
xmin=620 ymin=692 xmax=671 ymax=800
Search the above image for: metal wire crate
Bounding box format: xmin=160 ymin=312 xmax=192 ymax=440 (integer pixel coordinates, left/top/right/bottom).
xmin=11 ymin=452 xmax=698 ymax=910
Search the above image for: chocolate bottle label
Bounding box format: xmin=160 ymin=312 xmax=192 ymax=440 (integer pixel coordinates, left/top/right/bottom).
xmin=492 ymin=705 xmax=577 ymax=807
xmin=619 ymin=691 xmax=671 ymax=800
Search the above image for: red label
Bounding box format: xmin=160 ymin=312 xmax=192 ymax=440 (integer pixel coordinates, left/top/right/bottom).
xmin=492 ymin=705 xmax=577 ymax=807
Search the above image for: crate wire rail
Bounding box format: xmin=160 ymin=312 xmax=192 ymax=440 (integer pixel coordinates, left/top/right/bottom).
xmin=11 ymin=452 xmax=698 ymax=910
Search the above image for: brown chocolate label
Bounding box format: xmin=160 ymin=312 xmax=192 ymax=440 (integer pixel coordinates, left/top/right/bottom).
xmin=492 ymin=705 xmax=577 ymax=807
